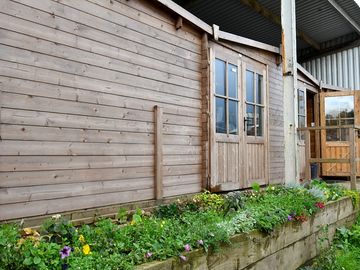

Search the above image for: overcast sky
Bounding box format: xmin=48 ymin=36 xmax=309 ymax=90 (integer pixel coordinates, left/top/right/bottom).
xmin=356 ymin=0 xmax=360 ymax=6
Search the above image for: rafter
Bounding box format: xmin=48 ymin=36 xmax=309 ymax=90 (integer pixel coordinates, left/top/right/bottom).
xmin=327 ymin=0 xmax=360 ymax=35
xmin=239 ymin=0 xmax=321 ymax=50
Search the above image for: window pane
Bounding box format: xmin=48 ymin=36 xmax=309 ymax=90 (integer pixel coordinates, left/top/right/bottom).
xmin=298 ymin=115 xmax=305 ymax=140
xmin=215 ymin=59 xmax=226 ymax=96
xmin=325 ymin=95 xmax=354 ymax=141
xmin=256 ymin=106 xmax=263 ymax=137
xmin=326 ymin=129 xmax=339 ymax=141
xmin=228 ymin=64 xmax=238 ymax=98
xmin=298 ymin=90 xmax=305 ymax=115
xmin=298 ymin=116 xmax=306 ymax=128
xmin=246 ymin=104 xmax=255 ymax=136
xmin=216 ymin=97 xmax=226 ymax=133
xmin=256 ymin=74 xmax=263 ymax=104
xmin=229 ymin=100 xmax=238 ymax=135
xmin=340 ymin=128 xmax=350 ymax=141
xmin=246 ymin=70 xmax=254 ymax=102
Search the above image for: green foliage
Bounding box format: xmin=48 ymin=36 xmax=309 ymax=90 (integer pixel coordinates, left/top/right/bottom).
xmin=19 ymin=241 xmax=62 ymax=270
xmin=309 ymin=180 xmax=345 ymax=201
xmin=192 ymin=191 xmax=225 ymax=211
xmin=0 ymin=224 xmax=21 ymax=269
xmin=223 ymin=191 xmax=247 ymax=213
xmin=343 ymin=189 xmax=360 ymax=208
xmin=306 ymin=215 xmax=360 ymax=270
xmin=251 ymin=182 xmax=261 ymax=192
xmin=117 ymin=208 xmax=128 ymax=224
xmin=41 ymin=216 xmax=77 ymax=245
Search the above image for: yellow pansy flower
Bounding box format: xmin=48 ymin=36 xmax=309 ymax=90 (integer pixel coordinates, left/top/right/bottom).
xmin=83 ymin=244 xmax=91 ymax=255
xmin=79 ymin=234 xmax=85 ymax=243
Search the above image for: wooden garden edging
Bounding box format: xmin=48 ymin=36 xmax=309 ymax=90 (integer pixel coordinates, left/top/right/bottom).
xmin=136 ymin=197 xmax=358 ymax=270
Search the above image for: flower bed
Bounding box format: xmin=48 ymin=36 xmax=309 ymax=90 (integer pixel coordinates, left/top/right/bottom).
xmin=0 ymin=181 xmax=359 ymax=270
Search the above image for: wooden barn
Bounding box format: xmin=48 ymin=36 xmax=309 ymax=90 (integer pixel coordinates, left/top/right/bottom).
xmin=0 ymin=0 xmax=359 ymax=224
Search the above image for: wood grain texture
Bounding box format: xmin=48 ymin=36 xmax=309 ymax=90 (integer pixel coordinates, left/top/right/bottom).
xmin=0 ymin=0 xmax=203 ymax=221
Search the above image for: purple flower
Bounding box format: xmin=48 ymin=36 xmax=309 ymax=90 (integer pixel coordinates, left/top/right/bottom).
xmin=145 ymin=252 xmax=153 ymax=258
xmin=197 ymin=239 xmax=204 ymax=246
xmin=60 ymin=246 xmax=71 ymax=259
xmin=179 ymin=255 xmax=187 ymax=261
xmin=287 ymin=215 xmax=293 ymax=221
xmin=184 ymin=244 xmax=191 ymax=252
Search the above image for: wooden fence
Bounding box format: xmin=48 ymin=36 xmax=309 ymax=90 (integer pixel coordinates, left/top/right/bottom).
xmin=298 ymin=125 xmax=359 ymax=190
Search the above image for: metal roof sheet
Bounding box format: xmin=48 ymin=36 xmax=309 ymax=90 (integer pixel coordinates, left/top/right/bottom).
xmin=175 ymin=0 xmax=360 ymax=50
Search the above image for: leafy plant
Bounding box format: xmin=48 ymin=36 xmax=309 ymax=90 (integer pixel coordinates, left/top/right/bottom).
xmin=41 ymin=216 xmax=77 ymax=245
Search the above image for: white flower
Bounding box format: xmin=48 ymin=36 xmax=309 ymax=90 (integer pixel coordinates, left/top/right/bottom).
xmin=52 ymin=214 xmax=61 ymax=219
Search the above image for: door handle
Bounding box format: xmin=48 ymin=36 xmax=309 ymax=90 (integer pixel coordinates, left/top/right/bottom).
xmin=244 ymin=117 xmax=248 ymax=132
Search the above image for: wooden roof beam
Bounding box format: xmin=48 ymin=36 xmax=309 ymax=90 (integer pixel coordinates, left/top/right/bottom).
xmin=239 ymin=0 xmax=321 ymax=50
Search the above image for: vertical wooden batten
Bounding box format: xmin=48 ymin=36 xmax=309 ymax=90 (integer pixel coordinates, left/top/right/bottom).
xmin=154 ymin=105 xmax=163 ymax=200
xmin=305 ymin=129 xmax=311 ymax=180
xmin=201 ymin=33 xmax=210 ymax=190
xmin=208 ymin=47 xmax=216 ymax=190
xmin=0 ymin=79 xmax=2 ymax=140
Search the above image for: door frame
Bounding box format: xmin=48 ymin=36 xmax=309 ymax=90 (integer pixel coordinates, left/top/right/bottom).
xmin=209 ymin=44 xmax=269 ymax=191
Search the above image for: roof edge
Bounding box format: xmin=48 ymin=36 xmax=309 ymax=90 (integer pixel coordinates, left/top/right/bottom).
xmin=154 ymin=0 xmax=280 ymax=54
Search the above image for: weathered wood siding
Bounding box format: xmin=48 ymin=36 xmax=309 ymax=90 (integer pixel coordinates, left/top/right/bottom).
xmin=0 ymin=0 xmax=203 ymax=220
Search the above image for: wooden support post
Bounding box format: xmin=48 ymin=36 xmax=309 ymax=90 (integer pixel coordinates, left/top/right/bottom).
xmin=349 ymin=127 xmax=357 ymax=190
xmin=154 ymin=106 xmax=163 ymax=200
xmin=305 ymin=129 xmax=311 ymax=180
xmin=281 ymin=0 xmax=298 ymax=183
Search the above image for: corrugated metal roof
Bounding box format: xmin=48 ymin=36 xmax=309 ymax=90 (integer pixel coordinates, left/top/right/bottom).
xmin=175 ymin=0 xmax=360 ymax=50
xmin=182 ymin=0 xmax=281 ymax=47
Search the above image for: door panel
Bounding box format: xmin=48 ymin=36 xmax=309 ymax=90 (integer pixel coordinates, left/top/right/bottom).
xmin=243 ymin=62 xmax=268 ymax=186
xmin=320 ymin=91 xmax=360 ymax=176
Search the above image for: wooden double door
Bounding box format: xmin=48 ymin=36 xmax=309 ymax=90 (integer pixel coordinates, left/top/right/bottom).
xmin=210 ymin=46 xmax=268 ymax=191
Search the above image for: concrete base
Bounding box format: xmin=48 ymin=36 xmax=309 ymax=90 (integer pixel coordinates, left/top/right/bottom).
xmin=136 ymin=197 xmax=358 ymax=270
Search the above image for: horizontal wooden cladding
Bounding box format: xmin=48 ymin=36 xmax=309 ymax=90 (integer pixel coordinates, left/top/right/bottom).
xmin=0 ymin=173 xmax=202 ymax=205
xmin=1 ymin=92 xmax=201 ymax=127
xmin=1 ymin=125 xmax=202 ymax=145
xmin=0 ymin=141 xmax=202 ymax=156
xmin=0 ymin=155 xmax=201 ymax=173
xmin=164 ymin=183 xmax=202 ymax=198
xmin=0 ymin=45 xmax=201 ymax=97
xmin=0 ymin=2 xmax=200 ymax=72
xmin=0 ymin=177 xmax=155 ymax=204
xmin=0 ymin=165 xmax=200 ymax=188
xmin=0 ymin=188 xmax=155 ymax=220
xmin=0 ymin=77 xmax=200 ymax=117
xmin=93 ymin=0 xmax=201 ymax=44
xmin=0 ymin=25 xmax=200 ymax=82
xmin=0 ymin=30 xmax=200 ymax=90
xmin=3 ymin=0 xmax=201 ymax=62
xmin=0 ymin=61 xmax=201 ymax=109
xmin=57 ymin=0 xmax=201 ymax=51
xmin=1 ymin=109 xmax=201 ymax=136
